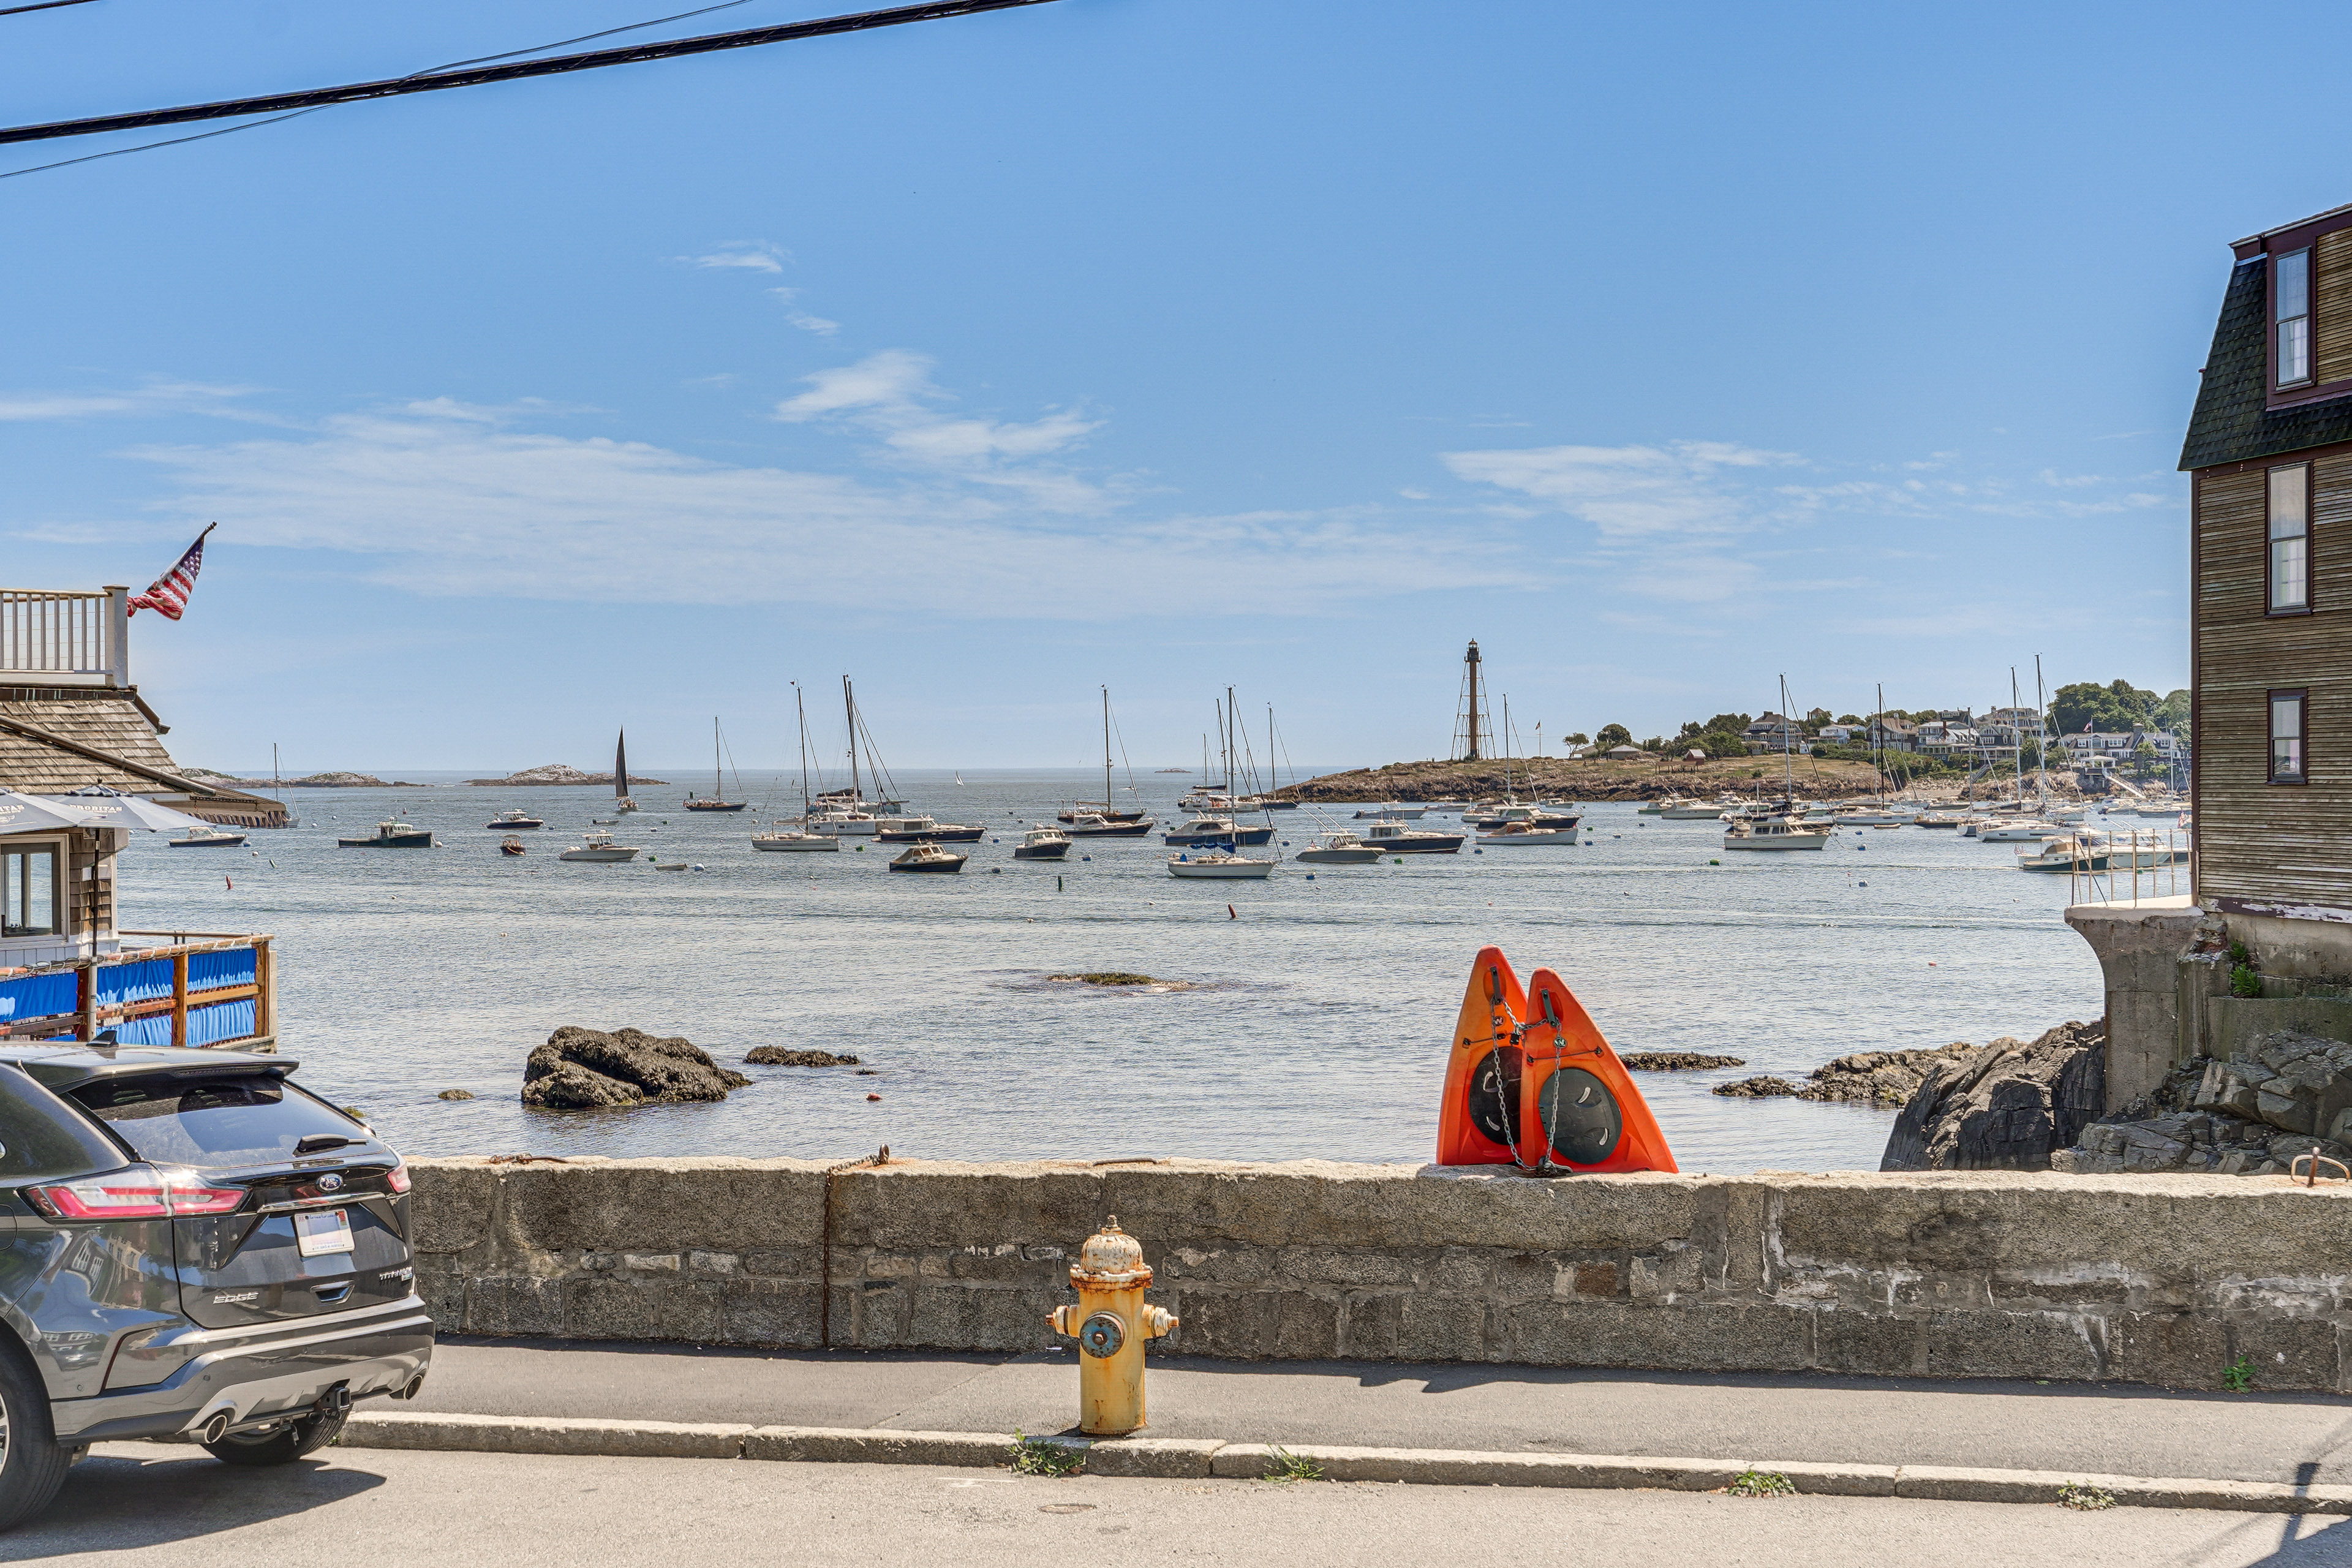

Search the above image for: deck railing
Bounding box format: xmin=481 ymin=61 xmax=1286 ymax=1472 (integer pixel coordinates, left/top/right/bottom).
xmin=0 ymin=932 xmax=276 ymax=1050
xmin=0 ymin=586 xmax=129 ymax=687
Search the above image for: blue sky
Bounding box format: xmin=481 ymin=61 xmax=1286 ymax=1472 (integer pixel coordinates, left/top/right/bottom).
xmin=0 ymin=0 xmax=2334 ymax=773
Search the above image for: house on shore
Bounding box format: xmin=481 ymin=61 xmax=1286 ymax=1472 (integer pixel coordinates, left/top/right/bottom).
xmin=2070 ymin=200 xmax=2352 ymax=1108
xmin=1 ymin=582 xmax=278 ymax=1046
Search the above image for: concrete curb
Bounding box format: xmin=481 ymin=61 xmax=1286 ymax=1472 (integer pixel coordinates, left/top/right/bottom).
xmin=337 ymin=1412 xmax=2352 ymax=1516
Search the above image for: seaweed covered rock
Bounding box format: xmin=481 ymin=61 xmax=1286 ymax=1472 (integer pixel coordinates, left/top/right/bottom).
xmin=1879 ymin=1020 xmax=2105 ymax=1171
xmin=521 ymin=1026 xmax=751 ymax=1110
xmin=1623 ymin=1053 xmax=1746 ymax=1071
xmin=1713 ymin=1076 xmax=1805 ymax=1098
xmin=744 ymin=1047 xmax=859 ymax=1067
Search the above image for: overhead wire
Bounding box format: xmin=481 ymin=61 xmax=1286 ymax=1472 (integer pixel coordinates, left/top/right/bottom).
xmin=0 ymin=0 xmax=104 ymax=17
xmin=0 ymin=0 xmax=1058 ymax=178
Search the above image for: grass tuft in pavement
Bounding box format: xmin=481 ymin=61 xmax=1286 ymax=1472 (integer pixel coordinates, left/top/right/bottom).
xmin=1006 ymin=1430 xmax=1087 ymax=1478
xmin=2058 ymin=1483 xmax=2117 ymax=1512
xmin=1262 ymin=1447 xmax=1325 ymax=1483
xmin=1727 ymin=1469 xmax=1796 ymax=1498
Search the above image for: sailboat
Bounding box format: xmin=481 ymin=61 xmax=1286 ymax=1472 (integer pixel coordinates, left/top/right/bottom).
xmin=1167 ymin=685 xmax=1277 ymax=878
xmin=613 ymin=729 xmax=639 ymax=814
xmin=1065 ymin=688 xmax=1157 ymax=835
xmin=755 ymin=684 xmax=842 ymax=852
xmin=1058 ymin=687 xmax=1150 ymax=824
xmin=683 ymin=717 xmax=748 ymax=812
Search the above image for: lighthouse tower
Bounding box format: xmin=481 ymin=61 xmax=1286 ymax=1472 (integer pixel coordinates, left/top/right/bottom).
xmin=1453 ymin=641 xmax=1487 ymax=761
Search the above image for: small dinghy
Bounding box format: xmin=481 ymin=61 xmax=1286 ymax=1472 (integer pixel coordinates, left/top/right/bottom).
xmin=1436 ymin=946 xmax=1676 ymax=1173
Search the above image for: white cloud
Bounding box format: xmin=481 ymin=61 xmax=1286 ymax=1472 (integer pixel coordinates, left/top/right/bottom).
xmin=785 ymin=313 xmax=840 ymax=337
xmin=680 ymin=243 xmax=788 ymax=273
xmin=1443 ymin=441 xmax=1794 ymax=541
xmin=774 ymin=350 xmax=1104 ymax=510
xmin=121 ymin=404 xmax=1513 ymax=617
xmin=0 ymin=380 xmax=268 ymax=423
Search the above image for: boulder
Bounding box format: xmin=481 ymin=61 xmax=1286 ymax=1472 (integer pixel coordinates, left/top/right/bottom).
xmin=2052 ymin=1029 xmax=2352 ymax=1175
xmin=744 ymin=1047 xmax=859 ymax=1067
xmin=1879 ymin=1020 xmax=2105 ymax=1171
xmin=1622 ymin=1053 xmax=1746 ymax=1071
xmin=521 ymin=1026 xmax=750 ymax=1110
xmin=1713 ymin=1076 xmax=1804 ymax=1098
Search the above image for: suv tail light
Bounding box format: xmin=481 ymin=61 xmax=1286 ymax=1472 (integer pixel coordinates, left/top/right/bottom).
xmin=25 ymin=1166 xmax=169 ymax=1220
xmin=162 ymin=1169 xmax=246 ymax=1215
xmin=385 ymin=1162 xmax=411 ymax=1194
xmin=23 ymin=1165 xmax=249 ymax=1220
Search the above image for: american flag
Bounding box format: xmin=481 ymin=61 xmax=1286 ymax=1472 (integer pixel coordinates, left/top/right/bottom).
xmin=128 ymin=524 xmax=215 ymax=619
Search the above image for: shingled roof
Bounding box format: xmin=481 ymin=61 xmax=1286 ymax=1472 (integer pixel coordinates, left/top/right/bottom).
xmin=2179 ymin=254 xmax=2352 ymax=471
xmin=0 ymin=692 xmax=198 ymax=795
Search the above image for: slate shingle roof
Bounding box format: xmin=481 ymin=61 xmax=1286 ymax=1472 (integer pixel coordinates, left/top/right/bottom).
xmin=2179 ymin=255 xmax=2352 ymax=471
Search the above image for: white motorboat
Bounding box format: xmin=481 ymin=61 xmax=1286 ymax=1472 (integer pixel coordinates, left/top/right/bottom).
xmin=1723 ymin=814 xmax=1831 ymax=850
xmin=1976 ymin=821 xmax=2061 ymax=843
xmin=337 ymin=819 xmax=434 ymax=848
xmin=1830 ymin=806 xmax=1917 ymax=826
xmin=888 ymin=841 xmax=967 ymax=873
xmin=1659 ymin=799 xmax=1735 ymax=820
xmin=1915 ymin=812 xmax=1966 ymax=829
xmin=1014 ymin=824 xmax=1072 ymax=860
xmin=2017 ymin=833 xmax=2188 ymax=873
xmin=876 ymin=815 xmax=984 ymax=843
xmin=753 ymin=827 xmax=840 ymax=852
xmin=486 ymin=809 xmax=545 ymax=830
xmin=1476 ymin=823 xmax=1578 ymax=846
xmin=805 ymin=810 xmax=879 ymax=836
xmin=1366 ymin=820 xmax=1468 ymax=853
xmin=168 ymin=823 xmax=248 ymax=848
xmin=1165 ymin=814 xmax=1273 ymax=846
xmin=1637 ymin=798 xmax=1670 ymax=815
xmin=1166 ymin=850 xmax=1276 ymax=879
xmin=1295 ymin=830 xmax=1381 ymax=864
xmin=1065 ymin=811 xmax=1156 ymax=837
xmin=558 ymin=830 xmax=640 ymax=862
xmin=1354 ymin=805 xmax=1426 ymax=820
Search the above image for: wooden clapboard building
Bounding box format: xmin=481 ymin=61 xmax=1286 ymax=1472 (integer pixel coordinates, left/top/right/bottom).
xmin=2182 ymin=202 xmax=2352 ymax=952
xmin=1 ymin=582 xmax=279 ymax=1048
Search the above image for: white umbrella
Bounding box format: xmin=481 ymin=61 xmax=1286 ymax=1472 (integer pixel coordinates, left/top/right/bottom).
xmin=0 ymin=791 xmax=104 ymax=834
xmin=40 ymin=787 xmax=209 ymax=832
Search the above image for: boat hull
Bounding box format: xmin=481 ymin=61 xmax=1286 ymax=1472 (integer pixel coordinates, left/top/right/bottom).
xmin=338 ymin=833 xmax=434 ymax=848
xmin=1369 ymin=834 xmax=1467 ymax=853
xmin=877 ymin=826 xmax=984 ymax=843
xmin=683 ymin=801 xmax=748 ymax=813
xmin=1013 ymin=843 xmax=1071 ymax=859
xmin=1165 ymin=826 xmax=1273 ymax=846
xmin=1165 ymin=858 xmax=1275 ymax=878
xmin=557 ymin=848 xmax=639 ymax=862
xmin=1476 ymin=831 xmax=1577 ymax=846
xmin=753 ymin=836 xmax=840 ymax=852
xmin=1295 ymin=846 xmax=1381 ymax=863
xmin=1066 ymin=820 xmax=1155 ymax=837
xmin=486 ymin=819 xmax=545 ymax=830
xmin=169 ymin=835 xmax=247 ymax=848
xmin=1721 ymin=834 xmax=1828 ymax=850
xmin=888 ymin=858 xmax=967 ymax=873
xmin=1056 ymin=808 xmax=1147 ymax=824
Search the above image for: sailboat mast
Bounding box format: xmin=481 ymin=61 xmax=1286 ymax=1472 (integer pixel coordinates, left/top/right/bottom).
xmin=2033 ymin=654 xmax=2048 ymax=809
xmin=1874 ymin=682 xmax=1885 ymax=794
xmin=1779 ymin=676 xmax=1796 ymax=801
xmin=2011 ymin=668 xmax=2024 ymax=802
xmin=1226 ymin=687 xmax=1239 ymax=797
xmin=795 ymin=684 xmax=812 ymax=815
xmin=1102 ymin=687 xmax=1112 ymax=810
xmin=843 ymin=676 xmax=862 ymax=803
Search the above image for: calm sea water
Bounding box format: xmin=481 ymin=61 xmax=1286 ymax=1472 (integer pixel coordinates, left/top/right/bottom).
xmin=110 ymin=771 xmax=2141 ymax=1174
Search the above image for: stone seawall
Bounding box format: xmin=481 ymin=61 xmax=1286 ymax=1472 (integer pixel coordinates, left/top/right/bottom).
xmin=410 ymin=1158 xmax=2352 ymax=1392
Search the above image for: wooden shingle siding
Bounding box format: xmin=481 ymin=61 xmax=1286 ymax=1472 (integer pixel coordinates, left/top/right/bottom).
xmin=2196 ymin=462 xmax=2352 ymax=911
xmin=2320 ymin=228 xmax=2352 ymax=387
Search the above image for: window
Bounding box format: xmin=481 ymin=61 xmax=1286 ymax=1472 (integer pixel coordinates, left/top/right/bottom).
xmin=72 ymin=1076 xmax=373 ymax=1170
xmin=2271 ymin=690 xmax=2307 ymax=784
xmin=2270 ymin=462 xmax=2312 ymax=612
xmin=1 ymin=843 xmax=58 ymax=938
xmin=2278 ymin=248 xmax=2313 ymax=386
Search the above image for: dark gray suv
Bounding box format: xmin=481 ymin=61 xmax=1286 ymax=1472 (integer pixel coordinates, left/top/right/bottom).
xmin=0 ymin=1042 xmax=433 ymax=1529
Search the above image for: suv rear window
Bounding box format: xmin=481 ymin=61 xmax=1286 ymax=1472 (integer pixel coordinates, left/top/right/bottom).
xmin=70 ymin=1075 xmax=365 ymax=1169
xmin=0 ymin=1066 xmax=124 ymax=1182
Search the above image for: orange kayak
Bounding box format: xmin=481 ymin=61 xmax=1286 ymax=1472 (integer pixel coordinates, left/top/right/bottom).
xmin=1435 ymin=949 xmax=1677 ymax=1174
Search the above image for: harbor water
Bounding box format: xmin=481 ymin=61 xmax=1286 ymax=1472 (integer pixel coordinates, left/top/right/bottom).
xmin=113 ymin=771 xmax=2128 ymax=1174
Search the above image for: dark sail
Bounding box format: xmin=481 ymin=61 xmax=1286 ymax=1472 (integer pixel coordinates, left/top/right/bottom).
xmin=615 ymin=729 xmax=629 ymax=799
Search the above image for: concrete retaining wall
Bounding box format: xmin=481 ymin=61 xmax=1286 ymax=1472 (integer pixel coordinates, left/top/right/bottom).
xmin=410 ymin=1158 xmax=2352 ymax=1393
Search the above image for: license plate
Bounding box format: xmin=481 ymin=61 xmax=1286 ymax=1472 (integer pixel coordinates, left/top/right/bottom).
xmin=295 ymin=1208 xmax=355 ymax=1257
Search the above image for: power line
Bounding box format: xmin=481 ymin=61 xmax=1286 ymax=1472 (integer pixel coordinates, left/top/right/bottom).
xmin=0 ymin=0 xmax=1061 ymax=148
xmin=0 ymin=0 xmax=102 ymax=16
xmin=0 ymin=0 xmax=783 ymax=181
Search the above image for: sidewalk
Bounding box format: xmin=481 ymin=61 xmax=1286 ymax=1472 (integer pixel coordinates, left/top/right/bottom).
xmin=409 ymin=1337 xmax=2352 ymax=1489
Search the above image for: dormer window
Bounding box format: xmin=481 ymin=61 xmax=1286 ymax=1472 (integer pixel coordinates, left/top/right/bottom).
xmin=2277 ymin=248 xmax=2313 ymax=386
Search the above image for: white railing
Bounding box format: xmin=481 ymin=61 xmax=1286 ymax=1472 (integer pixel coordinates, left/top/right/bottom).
xmin=0 ymin=587 xmax=128 ymax=686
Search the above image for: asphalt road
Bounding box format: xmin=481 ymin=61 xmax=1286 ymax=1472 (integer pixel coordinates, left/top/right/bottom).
xmin=413 ymin=1337 xmax=2352 ymax=1486
xmin=6 ymin=1446 xmax=2345 ymax=1568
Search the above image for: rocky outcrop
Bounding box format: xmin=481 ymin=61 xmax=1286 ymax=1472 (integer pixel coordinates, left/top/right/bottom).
xmin=1879 ymin=1021 xmax=2105 ymax=1171
xmin=1623 ymin=1053 xmax=1746 ymax=1071
xmin=1710 ymin=1044 xmax=1979 ymax=1105
xmin=467 ymin=763 xmax=668 ymax=787
xmin=521 ymin=1027 xmax=750 ymax=1110
xmin=744 ymin=1047 xmax=859 ymax=1067
xmin=2053 ymin=1029 xmax=2352 ymax=1176
xmin=1713 ymin=1076 xmax=1806 ymax=1098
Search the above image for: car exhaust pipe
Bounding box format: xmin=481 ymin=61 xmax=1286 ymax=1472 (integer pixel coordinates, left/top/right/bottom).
xmin=200 ymin=1412 xmax=231 ymax=1445
xmin=397 ymin=1373 xmax=427 ymax=1401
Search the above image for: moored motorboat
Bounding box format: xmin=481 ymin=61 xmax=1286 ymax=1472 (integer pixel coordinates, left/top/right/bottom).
xmin=1166 ymin=850 xmax=1276 ymax=879
xmin=875 ymin=815 xmax=984 ymax=843
xmin=1014 ymin=824 xmax=1072 ymax=860
xmin=500 ymin=835 xmax=527 ymax=856
xmin=1294 ymin=829 xmax=1381 ymax=864
xmin=486 ymin=809 xmax=545 ymax=830
xmin=1367 ymin=821 xmax=1468 ymax=853
xmin=887 ymin=840 xmax=967 ymax=873
xmin=558 ymin=830 xmax=639 ymax=862
xmin=1476 ymin=822 xmax=1578 ymax=846
xmin=1659 ymin=798 xmax=1737 ymax=820
xmin=1354 ymin=805 xmax=1427 ymax=820
xmin=338 ymin=819 xmax=435 ymax=848
xmin=1057 ymin=804 xmax=1148 ymax=824
xmin=1976 ymin=820 xmax=2060 ymax=843
xmin=1722 ymin=813 xmax=1831 ymax=850
xmin=168 ymin=823 xmax=248 ymax=848
xmin=1065 ymin=812 xmax=1155 ymax=837
xmin=1164 ymin=815 xmax=1273 ymax=847
xmin=753 ymin=827 xmax=840 ymax=852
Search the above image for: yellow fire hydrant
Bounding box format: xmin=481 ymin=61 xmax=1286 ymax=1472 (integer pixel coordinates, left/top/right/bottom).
xmin=1047 ymin=1216 xmax=1177 ymax=1435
